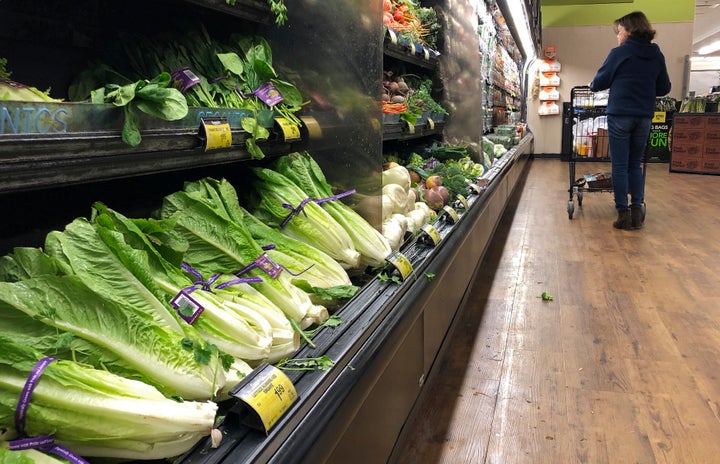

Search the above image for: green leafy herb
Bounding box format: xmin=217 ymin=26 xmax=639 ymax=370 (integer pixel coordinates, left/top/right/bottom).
xmin=378 ymin=273 xmax=402 ymax=285
xmin=303 ymin=315 xmax=343 ymax=338
xmin=276 ymin=355 xmax=334 ymax=371
xmin=541 ymin=291 xmax=554 ymax=301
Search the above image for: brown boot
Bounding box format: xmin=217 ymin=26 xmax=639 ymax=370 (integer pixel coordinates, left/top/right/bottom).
xmin=613 ymin=209 xmax=631 ymax=230
xmin=631 ymin=206 xmax=644 ymax=229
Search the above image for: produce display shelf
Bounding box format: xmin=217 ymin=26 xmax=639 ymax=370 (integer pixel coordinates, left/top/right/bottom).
xmin=382 ymin=120 xmax=445 ymax=141
xmin=383 ymin=28 xmax=439 ymax=71
xmin=0 ymin=102 xmax=312 ymax=193
xmin=180 ymin=0 xmax=274 ymax=24
xmin=176 ymin=136 xmax=533 ymax=464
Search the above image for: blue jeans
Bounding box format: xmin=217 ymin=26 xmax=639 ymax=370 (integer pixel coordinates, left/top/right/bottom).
xmin=607 ymin=115 xmax=651 ymax=211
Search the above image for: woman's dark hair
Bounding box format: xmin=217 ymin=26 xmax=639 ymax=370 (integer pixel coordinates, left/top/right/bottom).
xmin=614 ymin=11 xmax=656 ymax=41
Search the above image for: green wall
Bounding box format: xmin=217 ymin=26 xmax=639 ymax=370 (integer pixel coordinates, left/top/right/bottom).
xmin=542 ymin=0 xmax=694 ymax=27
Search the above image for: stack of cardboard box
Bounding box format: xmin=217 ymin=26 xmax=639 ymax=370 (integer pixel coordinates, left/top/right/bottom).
xmin=670 ymin=114 xmax=720 ymax=174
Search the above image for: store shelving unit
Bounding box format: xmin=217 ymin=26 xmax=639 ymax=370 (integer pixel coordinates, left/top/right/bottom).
xmin=0 ymin=0 xmax=537 ymax=462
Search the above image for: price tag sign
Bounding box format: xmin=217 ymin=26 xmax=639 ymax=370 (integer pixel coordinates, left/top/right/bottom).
xmin=230 ymin=363 xmax=298 ymax=433
xmin=388 ymin=28 xmax=399 ymax=44
xmin=300 ymin=116 xmax=323 ymax=139
xmin=454 ymin=194 xmax=468 ymax=210
xmin=275 ymin=117 xmax=301 ymax=142
xmin=385 ymin=251 xmax=413 ymax=280
xmin=419 ymin=223 xmax=441 ymax=246
xmin=199 ymin=118 xmax=232 ymax=151
xmin=441 ymin=205 xmax=459 ymax=224
xmin=405 ymin=120 xmax=415 ymax=134
xmin=467 ymin=183 xmax=482 ymax=195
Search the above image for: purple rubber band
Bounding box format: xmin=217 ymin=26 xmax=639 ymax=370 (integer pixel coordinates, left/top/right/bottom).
xmin=280 ymin=190 xmax=356 ymax=228
xmin=15 ymin=357 xmax=55 ymax=435
xmin=10 ymin=358 xmax=90 ymax=464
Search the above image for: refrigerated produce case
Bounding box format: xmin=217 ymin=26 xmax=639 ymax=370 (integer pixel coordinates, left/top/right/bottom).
xmin=0 ymin=0 xmax=536 ymax=462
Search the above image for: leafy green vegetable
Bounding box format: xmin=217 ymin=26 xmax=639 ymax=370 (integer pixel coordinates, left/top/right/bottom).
xmin=90 ymin=72 xmax=188 ymax=147
xmin=249 ymin=166 xmax=361 ymax=269
xmin=153 ymin=188 xmax=323 ymax=327
xmin=0 ymin=58 xmax=61 ymax=103
xmin=0 ymin=334 xmax=218 ymax=460
xmin=276 ymin=355 xmax=334 ymax=371
xmin=302 ymin=315 xmax=342 ymax=338
xmin=39 ymin=218 xmax=226 ymax=400
xmin=541 ymin=291 xmax=553 ymax=301
xmin=0 ymin=448 xmax=66 ymax=464
xmin=92 ymin=203 xmax=287 ymax=363
xmin=274 ymin=152 xmax=393 ymax=269
xmin=225 ymin=0 xmax=288 ymax=26
xmin=182 ymin=177 xmax=353 ymax=289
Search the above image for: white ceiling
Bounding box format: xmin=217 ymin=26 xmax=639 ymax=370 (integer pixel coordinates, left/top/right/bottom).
xmin=694 ymin=0 xmax=720 ymax=56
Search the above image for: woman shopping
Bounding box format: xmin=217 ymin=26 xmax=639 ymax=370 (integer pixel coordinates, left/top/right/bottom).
xmin=589 ymin=11 xmax=671 ymax=230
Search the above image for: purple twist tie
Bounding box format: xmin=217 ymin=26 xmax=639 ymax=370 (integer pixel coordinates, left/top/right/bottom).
xmin=280 ymin=198 xmax=313 ymax=228
xmin=15 ymin=357 xmax=55 ymax=436
xmin=9 ymin=437 xmax=89 ymax=464
xmin=280 ymin=190 xmax=356 ymax=228
xmin=181 ymin=262 xmax=221 ymax=292
xmin=235 ymin=249 xmax=314 ymax=279
xmin=11 ymin=357 xmax=91 ymax=464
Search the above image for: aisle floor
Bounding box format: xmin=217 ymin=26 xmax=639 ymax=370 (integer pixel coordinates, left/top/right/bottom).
xmin=391 ymin=159 xmax=720 ymax=464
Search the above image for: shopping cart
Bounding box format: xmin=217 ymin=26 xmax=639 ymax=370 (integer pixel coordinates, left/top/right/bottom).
xmin=566 ymin=86 xmax=647 ymax=219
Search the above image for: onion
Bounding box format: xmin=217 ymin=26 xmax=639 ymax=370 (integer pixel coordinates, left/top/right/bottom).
xmin=433 ymin=186 xmax=450 ymax=204
xmin=423 ymin=188 xmax=444 ymax=210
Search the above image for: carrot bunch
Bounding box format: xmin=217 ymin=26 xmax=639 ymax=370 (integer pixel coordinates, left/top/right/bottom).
xmin=382 ymin=0 xmax=430 ymax=43
xmin=382 ymin=101 xmax=408 ymax=114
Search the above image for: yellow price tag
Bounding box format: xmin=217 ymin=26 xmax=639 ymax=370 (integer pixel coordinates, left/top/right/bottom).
xmin=652 ymin=111 xmax=666 ymax=123
xmin=231 ymin=363 xmax=298 ymax=433
xmin=385 ymin=251 xmax=413 ymax=280
xmin=200 ymin=118 xmax=232 ymax=151
xmin=300 ymin=116 xmax=323 ymax=139
xmin=467 ymin=183 xmax=482 ymax=194
xmin=455 ymin=194 xmax=468 ymax=210
xmin=420 ymin=223 xmax=441 ymax=246
xmin=405 ymin=120 xmax=415 ymax=134
xmin=275 ymin=117 xmax=301 ymax=142
xmin=442 ymin=205 xmax=459 ymax=224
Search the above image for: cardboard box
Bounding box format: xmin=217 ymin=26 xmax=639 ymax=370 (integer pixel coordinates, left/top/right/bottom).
xmin=705 ymin=129 xmax=720 ymax=143
xmin=673 ymin=128 xmax=706 ymax=144
xmin=673 ymin=114 xmax=707 ymax=129
xmin=707 ymin=115 xmax=720 ymax=127
xmin=671 ymin=157 xmax=703 ymax=172
xmin=671 ymin=142 xmax=704 ymax=158
xmin=593 ymin=128 xmax=609 ymax=158
xmin=704 ymin=142 xmax=720 ymax=159
xmin=701 ymin=158 xmax=720 ymax=172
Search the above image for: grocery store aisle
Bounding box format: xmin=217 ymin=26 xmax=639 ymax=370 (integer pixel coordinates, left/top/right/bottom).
xmin=391 ymin=158 xmax=720 ymax=464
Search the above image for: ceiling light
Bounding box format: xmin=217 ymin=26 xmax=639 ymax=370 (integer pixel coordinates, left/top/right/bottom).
xmin=698 ymin=40 xmax=720 ymax=55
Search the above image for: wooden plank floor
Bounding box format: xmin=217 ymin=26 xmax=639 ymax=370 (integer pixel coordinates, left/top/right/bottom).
xmin=391 ymin=159 xmax=720 ymax=464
